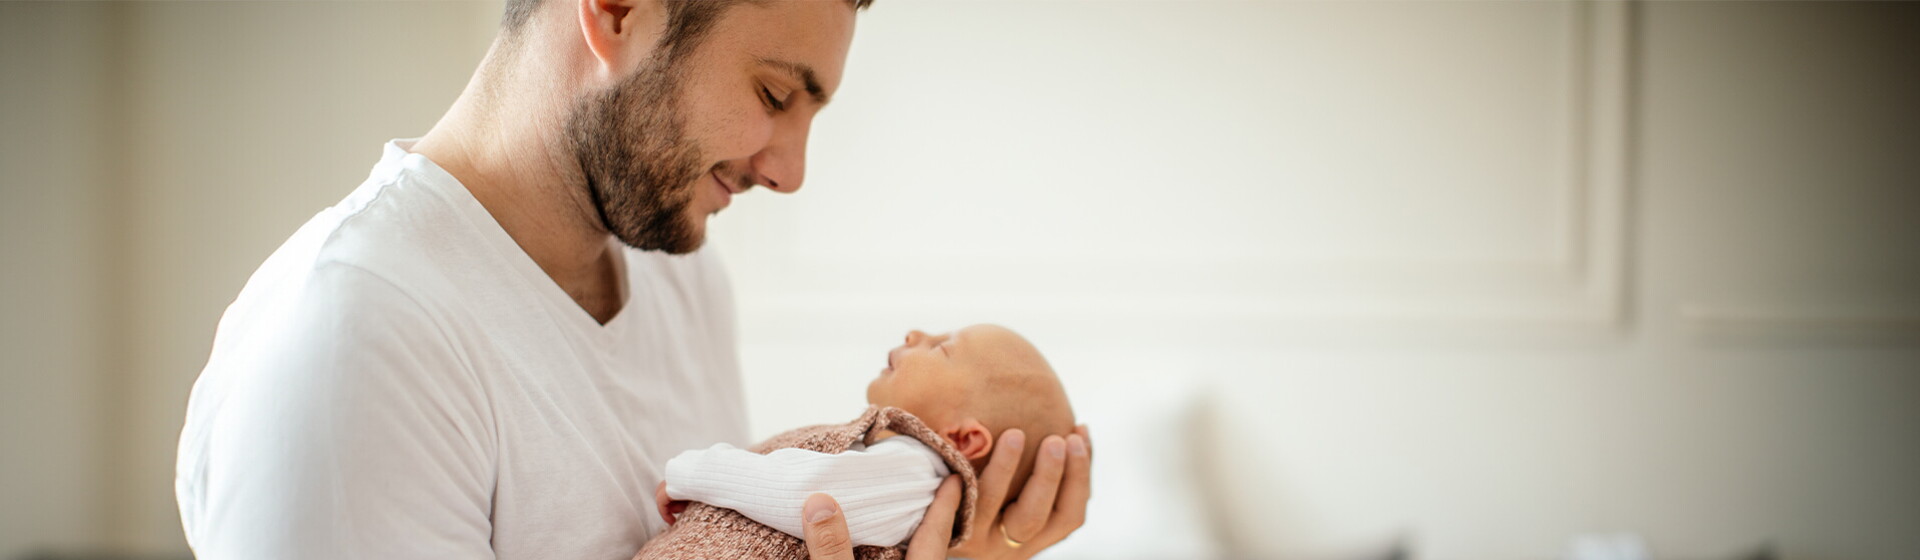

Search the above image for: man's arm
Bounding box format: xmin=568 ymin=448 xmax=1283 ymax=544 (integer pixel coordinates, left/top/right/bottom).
xmin=662 ymin=437 xmax=947 ymax=546
xmin=177 ymin=263 xmax=495 ymax=559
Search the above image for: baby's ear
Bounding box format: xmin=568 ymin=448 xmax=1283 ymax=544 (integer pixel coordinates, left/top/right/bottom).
xmin=942 ymin=418 xmax=994 ymax=461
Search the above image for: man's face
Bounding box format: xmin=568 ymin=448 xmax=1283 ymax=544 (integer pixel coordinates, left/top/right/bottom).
xmin=568 ymin=1 xmax=856 ymax=254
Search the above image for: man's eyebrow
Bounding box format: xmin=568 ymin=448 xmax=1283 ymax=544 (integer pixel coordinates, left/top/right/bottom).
xmin=755 ymin=57 xmax=829 ymax=106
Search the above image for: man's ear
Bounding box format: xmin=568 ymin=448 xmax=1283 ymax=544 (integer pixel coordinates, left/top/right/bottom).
xmin=577 ymin=0 xmax=666 ymax=75
xmin=942 ymin=419 xmax=994 ymax=461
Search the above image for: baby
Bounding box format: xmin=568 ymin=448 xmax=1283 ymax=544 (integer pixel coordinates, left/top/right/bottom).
xmin=640 ymin=324 xmax=1076 ymax=559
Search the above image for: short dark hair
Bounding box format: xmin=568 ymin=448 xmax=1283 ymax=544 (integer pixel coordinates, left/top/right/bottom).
xmin=500 ymin=0 xmax=874 ymax=46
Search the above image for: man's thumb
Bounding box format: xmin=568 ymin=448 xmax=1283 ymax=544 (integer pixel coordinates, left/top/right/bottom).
xmin=802 ymin=493 xmax=855 ymax=560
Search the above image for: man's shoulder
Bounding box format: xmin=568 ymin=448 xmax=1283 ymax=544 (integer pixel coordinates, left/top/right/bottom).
xmin=247 ymin=170 xmax=499 ymax=315
xmin=314 ymin=171 xmax=495 ymax=291
xmin=192 ymin=173 xmax=495 ymax=436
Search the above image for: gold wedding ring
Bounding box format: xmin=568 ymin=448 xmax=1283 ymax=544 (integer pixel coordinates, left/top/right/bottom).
xmin=1000 ymin=524 xmax=1025 ymax=549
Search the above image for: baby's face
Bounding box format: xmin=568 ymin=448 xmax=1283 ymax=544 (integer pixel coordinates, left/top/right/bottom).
xmin=869 ymin=324 xmax=1074 ymax=505
xmin=866 ymin=324 xmax=1041 ymax=428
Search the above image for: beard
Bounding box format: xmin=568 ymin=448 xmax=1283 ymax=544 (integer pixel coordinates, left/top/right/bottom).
xmin=565 ymin=58 xmax=710 ymax=254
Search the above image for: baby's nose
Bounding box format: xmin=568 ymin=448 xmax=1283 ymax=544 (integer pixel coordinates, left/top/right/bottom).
xmin=905 ymin=330 xmax=929 ymax=346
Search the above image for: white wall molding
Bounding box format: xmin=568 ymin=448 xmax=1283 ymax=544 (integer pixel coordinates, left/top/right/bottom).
xmin=723 ymin=1 xmax=1635 ymax=343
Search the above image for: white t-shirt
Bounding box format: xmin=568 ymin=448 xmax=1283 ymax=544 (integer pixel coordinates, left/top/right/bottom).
xmin=175 ymin=139 xmax=749 ymax=560
xmin=663 ymin=435 xmax=950 ymax=547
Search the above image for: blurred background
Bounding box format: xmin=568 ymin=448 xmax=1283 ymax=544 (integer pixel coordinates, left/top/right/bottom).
xmin=3 ymin=1 xmax=1917 ymax=559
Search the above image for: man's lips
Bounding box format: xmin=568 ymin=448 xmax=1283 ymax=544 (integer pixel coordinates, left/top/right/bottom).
xmin=711 ymin=170 xmax=743 ymax=194
xmin=708 ymin=170 xmax=735 ymax=213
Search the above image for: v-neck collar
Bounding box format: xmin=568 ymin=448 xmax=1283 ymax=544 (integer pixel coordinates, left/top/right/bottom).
xmin=383 ymin=139 xmax=637 ymax=343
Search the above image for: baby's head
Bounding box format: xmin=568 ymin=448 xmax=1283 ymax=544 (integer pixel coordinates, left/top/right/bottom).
xmin=866 ymin=324 xmax=1075 ymax=501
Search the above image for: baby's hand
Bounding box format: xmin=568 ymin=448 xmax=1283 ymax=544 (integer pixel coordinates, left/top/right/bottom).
xmin=655 ymin=480 xmax=688 ymax=526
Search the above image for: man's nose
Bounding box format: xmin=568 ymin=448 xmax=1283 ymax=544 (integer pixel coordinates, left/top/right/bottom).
xmin=749 ymin=117 xmax=810 ymax=194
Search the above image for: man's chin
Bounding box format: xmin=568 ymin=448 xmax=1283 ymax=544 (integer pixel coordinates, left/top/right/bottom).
xmin=609 ymin=213 xmax=707 ymax=254
xmin=666 ymin=238 xmax=707 ymax=255
xmin=671 ymin=219 xmax=709 ymax=254
xmin=612 ymin=229 xmax=705 ymax=255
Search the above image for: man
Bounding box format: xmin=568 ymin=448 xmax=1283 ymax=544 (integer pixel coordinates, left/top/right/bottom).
xmin=173 ymin=0 xmax=1091 ymax=558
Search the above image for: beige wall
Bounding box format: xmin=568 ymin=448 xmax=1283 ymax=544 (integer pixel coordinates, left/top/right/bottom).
xmin=1 ymin=1 xmax=500 ymax=555
xmin=2 ymin=1 xmax=1914 ymax=559
xmin=113 ymin=3 xmax=497 ymax=551
xmin=2 ymin=2 xmax=118 ymax=555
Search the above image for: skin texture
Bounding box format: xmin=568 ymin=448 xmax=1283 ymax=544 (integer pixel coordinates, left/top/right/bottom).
xmin=410 ymin=0 xmax=1091 ymax=556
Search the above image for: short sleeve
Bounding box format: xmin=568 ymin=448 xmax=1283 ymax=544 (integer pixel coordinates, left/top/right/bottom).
xmin=177 ymin=262 xmax=496 ymax=559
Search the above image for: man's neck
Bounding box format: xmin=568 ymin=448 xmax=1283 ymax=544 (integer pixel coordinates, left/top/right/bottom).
xmin=411 ymin=82 xmax=628 ymax=325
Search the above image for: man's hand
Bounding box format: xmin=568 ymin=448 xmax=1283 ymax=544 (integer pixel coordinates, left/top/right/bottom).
xmin=802 ymin=476 xmax=962 ymax=560
xmin=655 ymin=481 xmax=688 ymax=526
xmin=950 ymin=425 xmax=1094 ymax=560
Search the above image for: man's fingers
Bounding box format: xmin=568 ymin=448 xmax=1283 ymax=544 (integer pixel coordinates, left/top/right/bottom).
xmin=1000 ymin=435 xmax=1067 ymax=542
xmin=1044 ymin=432 xmax=1094 ymax=539
xmin=801 ymin=493 xmax=856 ymax=560
xmin=905 ymin=475 xmax=963 ymax=560
xmin=970 ymin=428 xmax=1026 ymax=528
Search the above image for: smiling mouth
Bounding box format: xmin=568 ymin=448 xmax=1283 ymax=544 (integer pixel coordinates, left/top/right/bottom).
xmin=711 ymin=170 xmax=744 ymax=194
xmin=707 ymin=170 xmax=734 ymax=214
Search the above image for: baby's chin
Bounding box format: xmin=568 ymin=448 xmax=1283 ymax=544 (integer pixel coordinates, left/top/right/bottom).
xmin=864 ymin=377 xmax=886 ymax=408
xmin=865 ymin=386 xmax=916 ymax=420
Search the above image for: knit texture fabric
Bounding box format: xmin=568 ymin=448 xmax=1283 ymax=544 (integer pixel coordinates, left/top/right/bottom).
xmin=635 ymin=406 xmax=980 ymax=560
